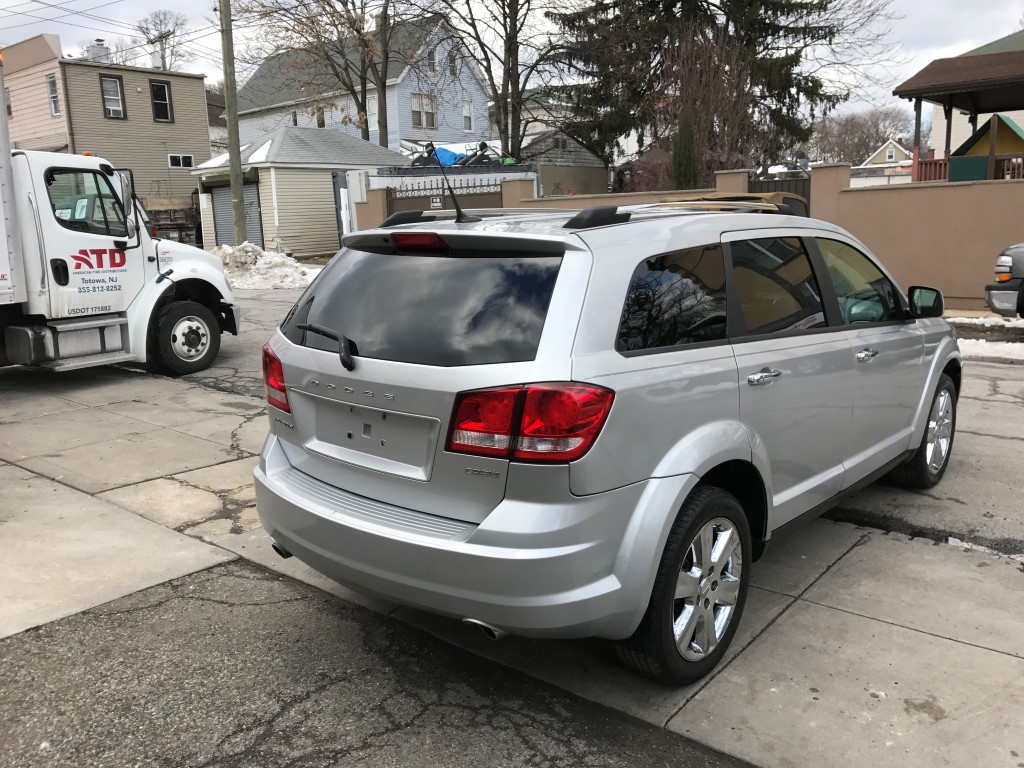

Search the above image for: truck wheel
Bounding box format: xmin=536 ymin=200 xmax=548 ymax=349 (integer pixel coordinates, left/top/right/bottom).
xmin=153 ymin=301 xmax=221 ymax=376
xmin=616 ymin=486 xmax=751 ymax=685
xmin=888 ymin=373 xmax=957 ymax=489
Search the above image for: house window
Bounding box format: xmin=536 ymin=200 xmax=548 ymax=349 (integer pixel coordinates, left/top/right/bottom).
xmin=100 ymin=76 xmax=125 ymax=119
xmin=886 ymin=146 xmax=895 ymax=161
xmin=366 ymin=94 xmax=378 ymax=133
xmin=150 ymin=80 xmax=173 ymax=122
xmin=463 ymin=99 xmax=473 ymax=131
xmin=448 ymin=50 xmax=457 ymax=76
xmin=3 ymin=88 xmax=10 ymax=117
xmin=168 ymin=154 xmax=194 ymax=168
xmin=427 ymin=48 xmax=436 ymax=73
xmin=411 ymin=93 xmax=436 ymax=130
xmin=46 ymin=74 xmax=60 ymax=116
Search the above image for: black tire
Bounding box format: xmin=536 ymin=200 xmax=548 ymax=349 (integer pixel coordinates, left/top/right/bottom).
xmin=151 ymin=300 xmax=221 ymax=376
xmin=888 ymin=373 xmax=957 ymax=489
xmin=616 ymin=485 xmax=752 ymax=686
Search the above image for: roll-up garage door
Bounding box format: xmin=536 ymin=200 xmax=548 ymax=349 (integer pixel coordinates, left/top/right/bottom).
xmin=211 ymin=183 xmax=264 ymax=248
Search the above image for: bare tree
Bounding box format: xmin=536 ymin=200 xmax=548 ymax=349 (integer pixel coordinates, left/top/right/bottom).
xmin=808 ymin=105 xmax=915 ymax=165
xmin=133 ymin=11 xmax=193 ymax=71
xmin=411 ymin=0 xmax=558 ymax=157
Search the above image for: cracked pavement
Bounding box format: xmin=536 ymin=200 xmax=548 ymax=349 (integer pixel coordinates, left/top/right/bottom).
xmin=0 ymin=562 xmax=749 ymax=768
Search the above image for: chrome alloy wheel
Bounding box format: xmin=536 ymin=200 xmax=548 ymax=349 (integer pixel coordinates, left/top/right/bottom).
xmin=925 ymin=387 xmax=954 ymax=474
xmin=673 ymin=517 xmax=743 ymax=661
xmin=170 ymin=315 xmax=211 ymax=362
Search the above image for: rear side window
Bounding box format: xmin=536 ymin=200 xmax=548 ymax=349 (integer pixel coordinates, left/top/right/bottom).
xmin=280 ymin=249 xmax=562 ymax=367
xmin=616 ymin=244 xmax=728 ymax=352
xmin=730 ymin=237 xmax=826 ymax=335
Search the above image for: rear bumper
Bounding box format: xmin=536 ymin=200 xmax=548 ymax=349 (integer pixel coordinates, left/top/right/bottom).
xmin=254 ymin=433 xmax=694 ymax=639
xmin=985 ymin=281 xmax=1021 ymax=318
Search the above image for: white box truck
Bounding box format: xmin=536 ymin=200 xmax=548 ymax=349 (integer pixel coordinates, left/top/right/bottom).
xmin=1 ymin=54 xmax=238 ymax=374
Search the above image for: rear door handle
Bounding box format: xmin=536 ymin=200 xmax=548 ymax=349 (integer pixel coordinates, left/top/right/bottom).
xmin=856 ymin=348 xmax=879 ymax=363
xmin=747 ymin=368 xmax=783 ymax=386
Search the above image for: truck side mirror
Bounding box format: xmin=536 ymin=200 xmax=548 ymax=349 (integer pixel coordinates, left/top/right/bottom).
xmin=908 ymin=286 xmax=944 ymax=318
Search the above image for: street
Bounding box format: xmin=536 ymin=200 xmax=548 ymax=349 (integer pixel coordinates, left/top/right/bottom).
xmin=1 ymin=287 xmax=1023 ymax=768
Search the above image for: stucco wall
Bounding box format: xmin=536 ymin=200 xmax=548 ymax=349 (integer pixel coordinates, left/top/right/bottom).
xmin=830 ymin=178 xmax=1024 ymax=309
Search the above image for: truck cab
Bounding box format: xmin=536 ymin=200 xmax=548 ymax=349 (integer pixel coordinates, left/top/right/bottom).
xmin=1 ymin=149 xmax=239 ymax=374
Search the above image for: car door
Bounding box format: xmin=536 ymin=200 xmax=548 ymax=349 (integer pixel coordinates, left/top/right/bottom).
xmin=35 ymin=165 xmax=146 ymax=319
xmin=724 ymin=231 xmax=854 ymax=529
xmin=810 ymin=236 xmax=925 ymax=486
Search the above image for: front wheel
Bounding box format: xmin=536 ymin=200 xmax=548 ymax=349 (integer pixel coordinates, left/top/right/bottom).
xmin=616 ymin=486 xmax=752 ymax=685
xmin=152 ymin=301 xmax=221 ymax=376
xmin=888 ymin=372 xmax=957 ymax=489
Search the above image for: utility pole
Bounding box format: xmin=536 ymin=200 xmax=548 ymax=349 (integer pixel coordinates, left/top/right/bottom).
xmin=218 ymin=0 xmax=247 ymax=246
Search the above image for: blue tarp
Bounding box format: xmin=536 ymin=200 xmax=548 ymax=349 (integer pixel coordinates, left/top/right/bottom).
xmin=431 ymin=147 xmax=466 ymax=166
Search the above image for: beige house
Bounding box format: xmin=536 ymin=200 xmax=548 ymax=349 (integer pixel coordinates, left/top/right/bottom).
xmin=1 ymin=34 xmax=211 ymax=240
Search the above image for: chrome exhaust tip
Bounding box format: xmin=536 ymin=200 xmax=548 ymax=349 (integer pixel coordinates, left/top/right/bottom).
xmin=462 ymin=618 xmax=509 ymax=641
xmin=270 ymin=540 xmax=293 ymax=559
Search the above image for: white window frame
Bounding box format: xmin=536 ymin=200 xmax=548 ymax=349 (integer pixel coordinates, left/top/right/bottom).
xmin=366 ymin=94 xmax=379 ymax=133
xmin=463 ymin=99 xmax=473 ymax=131
xmin=46 ymin=74 xmax=60 ymax=116
xmin=411 ymin=93 xmax=436 ymax=130
xmin=427 ymin=48 xmax=436 ymax=73
xmin=100 ymin=76 xmax=125 ymax=119
xmin=885 ymin=146 xmax=895 ymax=162
xmin=167 ymin=154 xmax=194 ymax=169
xmin=150 ymin=80 xmax=173 ymax=122
xmin=448 ymin=49 xmax=458 ymax=77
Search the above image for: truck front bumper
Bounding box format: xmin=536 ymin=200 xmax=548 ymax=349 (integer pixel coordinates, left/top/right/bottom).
xmin=985 ymin=280 xmax=1022 ymax=318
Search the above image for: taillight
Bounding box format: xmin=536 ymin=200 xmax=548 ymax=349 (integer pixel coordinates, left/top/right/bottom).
xmin=262 ymin=342 xmax=290 ymax=412
xmin=448 ymin=387 xmax=519 ymax=457
xmin=446 ymin=382 xmax=614 ymax=463
xmin=514 ymin=384 xmax=615 ymax=461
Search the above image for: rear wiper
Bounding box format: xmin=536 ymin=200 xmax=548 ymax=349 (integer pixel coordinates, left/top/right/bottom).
xmin=296 ymin=323 xmax=356 ymax=371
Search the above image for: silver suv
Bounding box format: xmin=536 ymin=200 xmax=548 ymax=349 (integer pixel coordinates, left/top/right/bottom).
xmin=255 ymin=203 xmax=961 ymax=685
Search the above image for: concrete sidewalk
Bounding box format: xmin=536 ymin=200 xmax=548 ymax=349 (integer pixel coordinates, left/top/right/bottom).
xmin=2 ymin=312 xmax=1023 ymax=768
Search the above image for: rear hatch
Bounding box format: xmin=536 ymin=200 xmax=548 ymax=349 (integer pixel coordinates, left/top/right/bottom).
xmin=271 ymin=229 xmax=589 ymax=524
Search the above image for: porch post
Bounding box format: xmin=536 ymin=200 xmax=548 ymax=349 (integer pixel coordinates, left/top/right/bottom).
xmin=943 ymin=103 xmax=953 ymax=158
xmin=988 ymin=115 xmax=999 ymax=179
xmin=913 ymin=98 xmax=922 ymax=149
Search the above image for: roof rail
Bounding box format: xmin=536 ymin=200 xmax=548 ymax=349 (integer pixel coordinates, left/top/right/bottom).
xmin=562 ymin=206 xmax=631 ymax=229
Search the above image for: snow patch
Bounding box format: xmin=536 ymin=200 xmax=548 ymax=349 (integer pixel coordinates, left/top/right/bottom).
xmin=958 ymin=338 xmax=1024 ymax=362
xmin=947 ymin=316 xmax=1024 ymax=328
xmin=213 ymin=242 xmax=322 ymax=290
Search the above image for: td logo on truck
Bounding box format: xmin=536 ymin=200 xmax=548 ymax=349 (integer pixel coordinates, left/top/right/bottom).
xmin=70 ymin=248 xmax=127 ymax=270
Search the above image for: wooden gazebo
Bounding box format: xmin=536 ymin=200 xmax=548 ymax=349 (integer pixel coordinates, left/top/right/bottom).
xmin=893 ymin=40 xmax=1024 ymax=182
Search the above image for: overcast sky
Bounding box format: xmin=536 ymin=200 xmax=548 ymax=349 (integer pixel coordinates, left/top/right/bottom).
xmin=1 ymin=0 xmax=1023 ymax=111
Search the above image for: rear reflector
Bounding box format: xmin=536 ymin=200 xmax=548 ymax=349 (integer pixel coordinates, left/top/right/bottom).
xmin=446 ymin=382 xmax=614 ymax=463
xmin=262 ymin=342 xmax=290 ymax=412
xmin=995 ymin=273 xmax=1011 ymax=282
xmin=391 ymin=231 xmax=448 ymax=251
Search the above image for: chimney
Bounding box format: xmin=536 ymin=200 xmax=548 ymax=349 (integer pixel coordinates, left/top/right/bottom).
xmin=151 ymin=50 xmax=162 ymax=68
xmin=85 ymin=39 xmax=111 ymax=64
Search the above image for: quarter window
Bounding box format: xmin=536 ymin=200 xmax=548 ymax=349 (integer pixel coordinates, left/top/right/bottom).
xmin=100 ymin=76 xmax=125 ymax=119
xmin=730 ymin=237 xmax=826 ymax=335
xmin=44 ymin=168 xmax=128 ymax=237
xmin=411 ymin=93 xmax=436 ymax=129
xmin=816 ymin=238 xmax=902 ymax=324
xmin=616 ymin=244 xmax=728 ymax=352
xmin=150 ymin=80 xmax=173 ymax=122
xmin=4 ymin=87 xmax=11 ymax=117
xmin=46 ymin=74 xmax=60 ymax=116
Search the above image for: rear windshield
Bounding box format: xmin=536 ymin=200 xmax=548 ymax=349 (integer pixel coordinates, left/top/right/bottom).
xmin=280 ymin=249 xmax=563 ymax=367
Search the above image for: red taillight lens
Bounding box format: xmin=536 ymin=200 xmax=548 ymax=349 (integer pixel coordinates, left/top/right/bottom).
xmin=262 ymin=342 xmax=290 ymax=412
xmin=448 ymin=387 xmax=520 ymax=457
xmin=515 ymin=384 xmax=615 ymax=461
xmin=391 ymin=231 xmax=448 ymax=251
xmin=446 ymin=382 xmax=614 ymax=462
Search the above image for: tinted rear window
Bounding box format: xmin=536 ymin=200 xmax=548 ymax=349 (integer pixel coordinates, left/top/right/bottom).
xmin=280 ymin=249 xmax=563 ymax=367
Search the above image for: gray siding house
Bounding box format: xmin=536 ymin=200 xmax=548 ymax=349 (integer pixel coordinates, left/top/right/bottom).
xmin=236 ymin=20 xmax=491 ymax=149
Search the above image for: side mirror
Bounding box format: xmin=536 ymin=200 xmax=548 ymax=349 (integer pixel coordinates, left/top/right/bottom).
xmin=908 ymin=286 xmax=944 ymax=318
xmin=125 ymin=218 xmax=137 ymax=239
